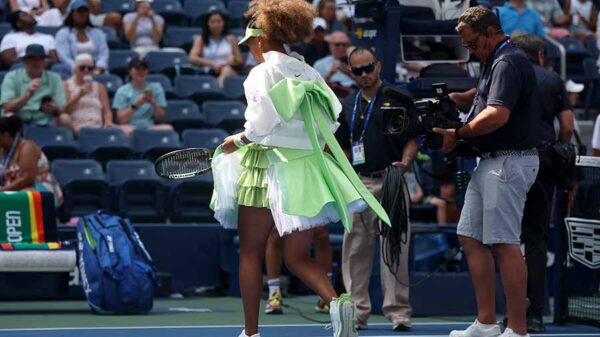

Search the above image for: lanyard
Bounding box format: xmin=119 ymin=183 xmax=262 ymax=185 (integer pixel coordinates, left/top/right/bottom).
xmin=208 ymin=37 xmax=225 ymax=61
xmin=1 ymin=135 xmax=19 ymax=178
xmin=350 ymin=91 xmax=377 ymax=142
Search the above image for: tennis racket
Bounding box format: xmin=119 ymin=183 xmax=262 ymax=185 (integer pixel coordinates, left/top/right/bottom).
xmin=155 ymin=148 xmax=214 ymax=179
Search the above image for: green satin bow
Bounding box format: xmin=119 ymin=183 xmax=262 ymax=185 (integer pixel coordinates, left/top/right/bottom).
xmin=268 ymin=78 xmax=390 ymax=231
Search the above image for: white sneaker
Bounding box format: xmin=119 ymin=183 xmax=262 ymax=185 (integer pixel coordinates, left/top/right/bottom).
xmin=499 ymin=328 xmax=529 ymax=337
xmin=449 ymin=320 xmax=501 ymax=337
xmin=329 ymin=293 xmax=358 ymax=337
xmin=238 ymin=330 xmax=260 ymax=337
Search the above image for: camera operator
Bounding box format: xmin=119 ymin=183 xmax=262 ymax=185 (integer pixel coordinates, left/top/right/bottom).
xmin=433 ymin=6 xmax=542 ymax=337
xmin=335 ymin=46 xmax=418 ymax=332
xmin=511 ymin=33 xmax=574 ymax=333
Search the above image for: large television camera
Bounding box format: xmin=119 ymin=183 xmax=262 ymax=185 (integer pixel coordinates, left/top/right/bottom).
xmin=382 ymin=83 xmax=468 ymax=151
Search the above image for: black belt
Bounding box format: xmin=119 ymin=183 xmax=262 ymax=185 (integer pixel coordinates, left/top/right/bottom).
xmin=358 ymin=170 xmax=384 ymax=179
xmin=480 ymin=148 xmax=538 ymax=160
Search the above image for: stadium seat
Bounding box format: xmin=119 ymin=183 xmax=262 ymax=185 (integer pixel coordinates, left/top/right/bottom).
xmin=0 ymin=23 xmax=10 ymax=38
xmin=23 ymin=125 xmax=79 ymax=161
xmin=223 ymin=75 xmax=246 ymax=100
xmin=154 ymin=0 xmax=188 ymax=26
xmin=108 ymin=50 xmax=138 ymax=78
xmin=51 ymin=159 xmax=110 ymax=221
xmin=202 ymin=100 xmax=246 ymax=132
xmin=145 ymin=51 xmax=195 ymax=79
xmin=184 ymin=0 xmax=226 ymax=26
xmin=174 ymin=75 xmax=225 ymax=105
xmin=51 ymin=63 xmax=72 ymax=80
xmin=132 ymin=128 xmax=182 ymax=161
xmin=101 ymin=0 xmax=134 ymax=13
xmin=93 ymin=74 xmax=123 ymax=97
xmin=583 ymin=58 xmax=600 ymax=117
xmin=163 ymin=26 xmax=202 ymax=52
xmin=165 ymin=99 xmax=206 ymax=133
xmin=559 ymin=38 xmax=591 ymax=82
xmin=182 ymin=128 xmax=228 ymax=149
xmin=227 ymin=0 xmax=249 ymax=28
xmin=169 ymin=173 xmax=214 ymax=222
xmin=78 ymin=128 xmax=133 ymax=166
xmin=147 ymin=73 xmax=175 ymax=98
xmin=420 ymin=63 xmax=469 ymax=78
xmin=34 ymin=25 xmax=59 ymax=36
xmin=106 ymin=160 xmax=167 ymax=222
xmin=99 ymin=26 xmax=127 ymax=50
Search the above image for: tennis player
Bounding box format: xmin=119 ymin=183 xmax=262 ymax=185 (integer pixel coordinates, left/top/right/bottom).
xmin=210 ymin=1 xmax=390 ymax=336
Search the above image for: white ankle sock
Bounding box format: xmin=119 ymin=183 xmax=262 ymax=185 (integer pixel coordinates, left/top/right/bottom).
xmin=476 ymin=319 xmax=498 ymax=329
xmin=267 ymin=278 xmax=280 ymax=298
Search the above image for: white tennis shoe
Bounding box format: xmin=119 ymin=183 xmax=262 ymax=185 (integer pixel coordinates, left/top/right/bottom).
xmin=329 ymin=293 xmax=358 ymax=337
xmin=449 ymin=319 xmax=501 ymax=337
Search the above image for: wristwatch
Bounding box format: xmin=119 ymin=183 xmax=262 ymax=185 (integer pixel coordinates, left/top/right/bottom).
xmin=233 ymin=134 xmax=247 ymax=148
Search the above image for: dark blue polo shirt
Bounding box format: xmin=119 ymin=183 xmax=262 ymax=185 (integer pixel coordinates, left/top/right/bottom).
xmin=532 ymin=64 xmax=571 ymax=143
xmin=335 ymin=82 xmax=418 ymax=174
xmin=468 ymin=41 xmax=543 ymax=152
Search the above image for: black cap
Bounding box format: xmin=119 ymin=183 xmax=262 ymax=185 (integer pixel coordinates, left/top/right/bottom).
xmin=23 ymin=44 xmax=47 ymax=59
xmin=128 ymin=56 xmax=148 ymax=69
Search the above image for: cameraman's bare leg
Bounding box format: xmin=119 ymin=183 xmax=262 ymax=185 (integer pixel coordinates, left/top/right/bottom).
xmin=495 ymin=243 xmax=528 ymax=335
xmin=459 ymin=235 xmax=496 ymax=324
xmin=282 ymin=228 xmax=337 ymax=304
xmin=238 ymin=206 xmax=276 ymax=336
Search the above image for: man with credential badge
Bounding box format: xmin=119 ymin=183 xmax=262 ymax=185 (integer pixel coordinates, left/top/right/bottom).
xmin=335 ymin=46 xmax=418 ymax=332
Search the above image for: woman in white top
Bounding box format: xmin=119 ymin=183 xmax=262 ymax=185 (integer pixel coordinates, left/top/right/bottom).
xmin=123 ymin=0 xmax=165 ymax=56
xmin=212 ymin=1 xmax=390 ymax=337
xmin=9 ymin=0 xmax=63 ymax=26
xmin=63 ymin=54 xmax=117 ymax=136
xmin=566 ymin=0 xmax=597 ymax=41
xmin=188 ymin=9 xmax=243 ymax=87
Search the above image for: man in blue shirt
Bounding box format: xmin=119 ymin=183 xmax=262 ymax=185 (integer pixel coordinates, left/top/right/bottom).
xmin=498 ymin=0 xmax=546 ymax=37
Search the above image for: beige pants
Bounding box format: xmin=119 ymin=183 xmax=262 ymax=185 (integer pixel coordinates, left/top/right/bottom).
xmin=342 ymin=175 xmax=412 ymax=326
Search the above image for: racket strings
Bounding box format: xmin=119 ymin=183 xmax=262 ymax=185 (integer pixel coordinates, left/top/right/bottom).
xmin=156 ymin=149 xmax=212 ymax=179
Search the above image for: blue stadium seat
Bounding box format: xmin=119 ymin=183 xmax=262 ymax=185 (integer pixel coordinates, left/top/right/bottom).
xmin=0 ymin=23 xmax=10 ymax=38
xmin=132 ymin=128 xmax=182 ymax=161
xmin=99 ymin=26 xmax=127 ymax=50
xmin=202 ymin=100 xmax=246 ymax=132
xmin=154 ymin=0 xmax=188 ymax=26
xmin=51 ymin=63 xmax=72 ymax=80
xmin=163 ymin=26 xmax=202 ymax=52
xmin=227 ymin=0 xmax=249 ymax=28
xmin=182 ymin=128 xmax=228 ymax=149
xmin=147 ymin=73 xmax=175 ymax=98
xmin=78 ymin=128 xmax=133 ymax=166
xmin=106 ymin=160 xmax=167 ymax=222
xmin=93 ymin=74 xmax=123 ymax=97
xmin=169 ymin=173 xmax=214 ymax=222
xmin=223 ymin=75 xmax=246 ymax=100
xmin=34 ymin=25 xmax=59 ymax=36
xmin=108 ymin=50 xmax=138 ymax=78
xmin=184 ymin=0 xmax=226 ymax=26
xmin=22 ymin=125 xmax=79 ymax=161
xmin=51 ymin=159 xmax=110 ymax=221
xmin=145 ymin=51 xmax=194 ymax=79
xmin=101 ymin=0 xmax=134 ymax=13
xmin=174 ymin=75 xmax=225 ymax=105
xmin=165 ymin=99 xmax=206 ymax=132
xmin=559 ymin=38 xmax=591 ymax=82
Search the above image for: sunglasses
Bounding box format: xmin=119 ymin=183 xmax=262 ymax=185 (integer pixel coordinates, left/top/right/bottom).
xmin=351 ymin=63 xmax=376 ymax=76
xmin=462 ymin=34 xmax=481 ymax=50
xmin=79 ymin=65 xmax=94 ymax=71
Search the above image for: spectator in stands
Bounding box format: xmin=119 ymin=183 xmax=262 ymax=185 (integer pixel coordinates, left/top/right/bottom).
xmin=8 ymin=0 xmax=63 ymax=26
xmin=527 ymin=0 xmax=570 ymax=28
xmin=292 ymin=17 xmax=330 ymax=66
xmin=406 ymin=171 xmax=460 ymax=224
xmin=0 ymin=11 xmax=58 ymax=70
xmin=565 ymin=0 xmax=597 ymax=42
xmin=314 ymin=31 xmax=355 ymax=94
xmin=188 ymin=9 xmax=244 ymax=88
xmin=54 ymin=0 xmax=122 ymax=32
xmin=112 ymin=56 xmax=171 ymax=135
xmin=1 ymin=44 xmax=70 ymax=128
xmin=0 ymin=115 xmax=63 ymax=204
xmin=123 ymin=0 xmax=165 ymax=56
xmin=63 ymin=54 xmax=118 ymax=136
xmin=593 ymin=114 xmax=600 ymax=156
xmin=55 ymin=0 xmax=110 ymax=74
xmin=497 ymin=0 xmax=546 ymax=37
xmin=315 ymin=0 xmax=345 ymax=33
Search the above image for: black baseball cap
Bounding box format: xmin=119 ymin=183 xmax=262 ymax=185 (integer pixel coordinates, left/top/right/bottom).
xmin=23 ymin=44 xmax=47 ymax=59
xmin=128 ymin=56 xmax=148 ymax=69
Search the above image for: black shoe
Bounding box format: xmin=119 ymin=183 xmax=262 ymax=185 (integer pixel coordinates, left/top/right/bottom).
xmin=527 ymin=316 xmax=546 ymax=333
xmin=393 ymin=322 xmax=412 ymax=331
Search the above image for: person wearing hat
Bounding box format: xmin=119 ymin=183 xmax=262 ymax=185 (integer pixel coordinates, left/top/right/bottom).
xmin=291 ymin=17 xmax=330 ymax=66
xmin=0 ymin=44 xmax=70 ymax=128
xmin=123 ymin=0 xmax=165 ymax=56
xmin=55 ymin=0 xmax=110 ymax=74
xmin=53 ymin=0 xmax=122 ymax=33
xmin=188 ymin=8 xmax=244 ymax=87
xmin=0 ymin=11 xmax=58 ymax=70
xmin=112 ymin=56 xmax=171 ymax=135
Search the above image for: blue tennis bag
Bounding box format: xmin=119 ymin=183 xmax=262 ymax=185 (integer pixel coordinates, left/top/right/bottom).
xmin=77 ymin=211 xmax=159 ymax=314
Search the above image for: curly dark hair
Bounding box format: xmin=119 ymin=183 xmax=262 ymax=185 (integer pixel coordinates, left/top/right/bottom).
xmin=245 ymin=0 xmax=314 ymax=44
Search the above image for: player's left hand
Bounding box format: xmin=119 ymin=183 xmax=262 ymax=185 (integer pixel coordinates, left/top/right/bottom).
xmin=221 ymin=136 xmax=238 ymax=154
